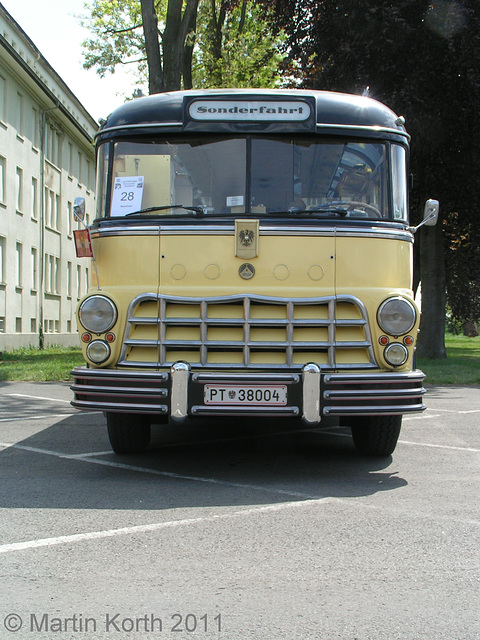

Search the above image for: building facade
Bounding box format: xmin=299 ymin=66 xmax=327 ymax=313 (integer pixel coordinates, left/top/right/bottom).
xmin=0 ymin=4 xmax=97 ymax=351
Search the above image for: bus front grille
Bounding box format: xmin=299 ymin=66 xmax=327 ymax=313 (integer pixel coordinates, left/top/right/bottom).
xmin=118 ymin=293 xmax=376 ymax=370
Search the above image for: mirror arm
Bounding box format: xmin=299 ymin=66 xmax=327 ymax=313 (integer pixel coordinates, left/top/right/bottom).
xmin=407 ymin=199 xmax=439 ymax=234
xmin=407 ymin=211 xmax=437 ymax=234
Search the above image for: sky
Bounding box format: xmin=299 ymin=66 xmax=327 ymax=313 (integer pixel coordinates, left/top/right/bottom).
xmin=1 ymin=0 xmax=138 ymax=121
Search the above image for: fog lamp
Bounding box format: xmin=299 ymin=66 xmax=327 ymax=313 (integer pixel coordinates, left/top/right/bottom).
xmin=86 ymin=340 xmax=110 ymax=364
xmin=384 ymin=342 xmax=408 ymax=367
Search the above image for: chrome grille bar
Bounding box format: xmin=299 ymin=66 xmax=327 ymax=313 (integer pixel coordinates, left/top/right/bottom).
xmin=119 ymin=293 xmax=377 ymax=370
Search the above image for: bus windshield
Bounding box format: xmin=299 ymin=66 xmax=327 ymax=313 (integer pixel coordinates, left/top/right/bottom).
xmin=98 ymin=136 xmax=407 ymax=221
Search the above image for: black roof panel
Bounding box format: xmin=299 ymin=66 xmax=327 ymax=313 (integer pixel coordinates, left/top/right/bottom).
xmin=99 ymin=88 xmax=408 ymax=141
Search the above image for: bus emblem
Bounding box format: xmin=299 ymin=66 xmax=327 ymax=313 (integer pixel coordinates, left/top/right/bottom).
xmin=239 ymin=229 xmax=255 ymax=247
xmin=239 ymin=263 xmax=255 ymax=279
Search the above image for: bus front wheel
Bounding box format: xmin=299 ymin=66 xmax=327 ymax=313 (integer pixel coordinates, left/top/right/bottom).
xmin=350 ymin=415 xmax=402 ymax=456
xmin=106 ymin=412 xmax=151 ymax=454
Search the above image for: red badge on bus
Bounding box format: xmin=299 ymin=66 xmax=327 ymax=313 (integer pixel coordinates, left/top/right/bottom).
xmin=73 ymin=228 xmax=94 ymax=258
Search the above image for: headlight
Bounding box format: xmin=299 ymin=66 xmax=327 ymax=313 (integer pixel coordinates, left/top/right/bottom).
xmin=86 ymin=340 xmax=110 ymax=364
xmin=79 ymin=296 xmax=117 ymax=333
xmin=384 ymin=343 xmax=408 ymax=366
xmin=377 ymin=297 xmax=416 ymax=336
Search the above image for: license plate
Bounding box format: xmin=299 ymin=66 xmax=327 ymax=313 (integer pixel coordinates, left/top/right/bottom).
xmin=204 ymin=384 xmax=287 ymax=406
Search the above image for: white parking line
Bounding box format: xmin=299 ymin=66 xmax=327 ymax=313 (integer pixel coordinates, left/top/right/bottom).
xmin=0 ymin=441 xmax=318 ymax=500
xmin=424 ymin=408 xmax=480 ymax=414
xmin=308 ymin=430 xmax=480 ymax=453
xmin=6 ymin=393 xmax=72 ymax=403
xmin=398 ymin=440 xmax=480 ymax=453
xmin=68 ymin=450 xmax=115 ymax=458
xmin=0 ymin=498 xmax=334 ymax=555
xmin=0 ymin=414 xmax=76 ymax=423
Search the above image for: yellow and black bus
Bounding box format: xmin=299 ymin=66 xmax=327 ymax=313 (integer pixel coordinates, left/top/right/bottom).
xmin=71 ymin=88 xmax=438 ymax=456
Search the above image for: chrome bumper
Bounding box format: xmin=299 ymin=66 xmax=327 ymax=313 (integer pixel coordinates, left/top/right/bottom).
xmin=71 ymin=364 xmax=426 ymax=424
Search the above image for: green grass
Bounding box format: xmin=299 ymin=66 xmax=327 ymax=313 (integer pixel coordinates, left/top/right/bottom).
xmin=0 ymin=346 xmax=84 ymax=382
xmin=418 ymin=333 xmax=480 ymax=385
xmin=0 ymin=333 xmax=479 ymax=384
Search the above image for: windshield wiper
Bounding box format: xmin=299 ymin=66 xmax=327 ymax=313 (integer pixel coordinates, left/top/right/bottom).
xmin=306 ymin=205 xmax=349 ymax=216
xmin=272 ymin=207 xmax=349 ymax=217
xmin=125 ymin=204 xmax=206 ymax=217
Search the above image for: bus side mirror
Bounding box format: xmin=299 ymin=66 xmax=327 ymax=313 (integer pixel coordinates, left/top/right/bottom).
xmin=423 ymin=199 xmax=439 ymax=226
xmin=408 ymin=199 xmax=439 ymax=233
xmin=73 ymin=197 xmax=86 ymax=223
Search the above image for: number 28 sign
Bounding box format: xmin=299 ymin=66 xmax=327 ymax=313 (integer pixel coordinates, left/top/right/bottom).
xmin=111 ymin=176 xmax=145 ymax=216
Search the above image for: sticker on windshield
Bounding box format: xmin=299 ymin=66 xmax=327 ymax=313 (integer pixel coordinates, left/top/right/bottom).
xmin=111 ymin=176 xmax=144 ymax=216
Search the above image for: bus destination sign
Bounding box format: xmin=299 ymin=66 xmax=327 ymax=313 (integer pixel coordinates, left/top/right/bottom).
xmin=189 ymin=100 xmax=311 ymax=122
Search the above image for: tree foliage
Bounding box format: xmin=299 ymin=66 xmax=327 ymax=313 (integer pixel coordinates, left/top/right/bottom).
xmin=82 ymin=0 xmax=147 ymax=78
xmin=81 ymin=0 xmax=284 ymax=93
xmin=82 ymin=0 xmax=199 ymax=92
xmin=262 ymin=0 xmax=480 ymax=357
xmin=192 ymin=1 xmax=284 ymax=88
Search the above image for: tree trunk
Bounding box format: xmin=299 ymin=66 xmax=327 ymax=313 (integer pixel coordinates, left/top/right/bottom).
xmin=140 ymin=0 xmax=164 ymax=94
xmin=182 ymin=8 xmax=197 ymax=90
xmin=416 ymin=223 xmax=447 ymax=359
xmin=462 ymin=321 xmax=479 ymax=338
xmin=163 ymin=0 xmax=199 ymax=91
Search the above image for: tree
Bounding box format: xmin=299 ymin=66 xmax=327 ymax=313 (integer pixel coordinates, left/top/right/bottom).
xmin=81 ymin=0 xmax=284 ymax=94
xmin=262 ymin=0 xmax=480 ymax=358
xmin=140 ymin=0 xmax=163 ymax=93
xmin=82 ymin=0 xmax=199 ymax=93
xmin=192 ymin=0 xmax=284 ymax=88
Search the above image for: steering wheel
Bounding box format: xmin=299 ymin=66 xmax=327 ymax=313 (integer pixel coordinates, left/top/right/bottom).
xmin=346 ymin=201 xmax=382 ymax=218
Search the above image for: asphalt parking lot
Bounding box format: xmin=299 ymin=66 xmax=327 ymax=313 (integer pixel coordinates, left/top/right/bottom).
xmin=0 ymin=381 xmax=479 ymax=640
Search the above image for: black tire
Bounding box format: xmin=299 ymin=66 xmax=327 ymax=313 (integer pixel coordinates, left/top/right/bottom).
xmin=106 ymin=412 xmax=151 ymax=454
xmin=351 ymin=415 xmax=402 ymax=456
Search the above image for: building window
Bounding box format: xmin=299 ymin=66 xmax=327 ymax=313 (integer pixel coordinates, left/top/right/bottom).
xmin=31 ymin=318 xmax=37 ymax=333
xmin=16 ymin=91 xmax=24 ymax=138
xmin=86 ymin=159 xmax=91 ymax=191
xmin=77 ymin=264 xmax=81 ymax=299
xmin=0 ymin=75 xmax=6 ymax=123
xmin=46 ymin=125 xmax=53 ymax=161
xmin=45 ymin=254 xmax=60 ymax=294
xmin=45 ymin=255 xmax=52 ymax=293
xmin=0 ymin=156 xmax=6 ymax=203
xmin=16 ymin=167 xmax=23 ymax=213
xmin=67 ymin=261 xmax=72 ymax=297
xmin=16 ymin=317 xmax=22 ymax=333
xmin=16 ymin=242 xmax=23 ymax=288
xmin=31 ymin=247 xmax=38 ymax=291
xmin=31 ymin=106 xmax=39 ymax=148
xmin=45 ymin=127 xmax=62 ymax=167
xmin=31 ymin=177 xmax=38 ymax=219
xmin=67 ymin=201 xmax=73 ymax=236
xmin=55 ymin=194 xmax=61 ymax=231
xmin=78 ymin=151 xmax=83 ymax=184
xmin=56 ymin=132 xmax=62 ymax=167
xmin=0 ymin=236 xmax=5 ymax=283
xmin=0 ymin=317 xmax=5 ymax=333
xmin=45 ymin=188 xmax=59 ymax=230
xmin=55 ymin=257 xmax=60 ymax=293
xmin=68 ymin=142 xmax=74 ymax=177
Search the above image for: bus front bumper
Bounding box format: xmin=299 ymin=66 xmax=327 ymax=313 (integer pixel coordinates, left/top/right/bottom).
xmin=71 ymin=364 xmax=426 ymax=424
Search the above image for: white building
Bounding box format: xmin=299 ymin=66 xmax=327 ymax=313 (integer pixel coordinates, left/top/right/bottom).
xmin=0 ymin=4 xmax=97 ymax=351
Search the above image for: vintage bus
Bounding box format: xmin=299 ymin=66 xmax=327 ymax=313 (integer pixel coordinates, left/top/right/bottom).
xmin=70 ymin=89 xmax=438 ymax=456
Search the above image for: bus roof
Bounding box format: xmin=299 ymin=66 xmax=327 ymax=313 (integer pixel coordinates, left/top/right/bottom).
xmin=98 ymin=88 xmax=409 ymax=143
